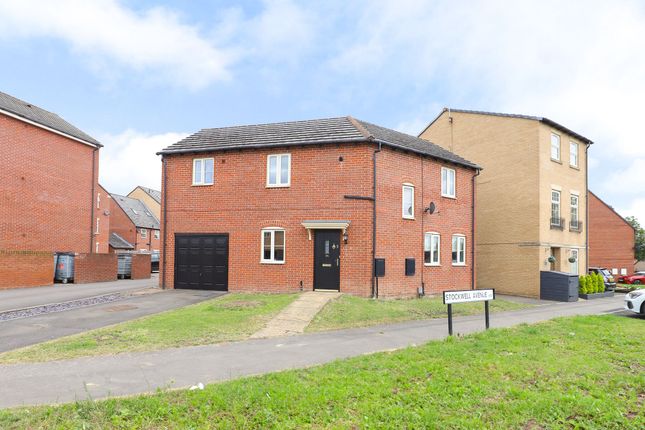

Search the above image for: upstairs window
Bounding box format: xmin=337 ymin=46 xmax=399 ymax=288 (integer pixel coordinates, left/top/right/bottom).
xmin=441 ymin=167 xmax=456 ymax=198
xmin=551 ymin=133 xmax=561 ymax=161
xmin=424 ymin=233 xmax=440 ymax=265
xmin=569 ymin=142 xmax=578 ymax=167
xmin=551 ymin=190 xmax=561 ymax=224
xmin=193 ymin=158 xmax=214 ymax=185
xmin=570 ymin=194 xmax=579 ymax=225
xmin=452 ymin=235 xmax=466 ymax=265
xmin=95 ymin=218 xmax=100 ymax=235
xmin=267 ymin=154 xmax=291 ymax=187
xmin=154 ymin=230 xmax=160 ymax=239
xmin=402 ymin=184 xmax=414 ymax=219
xmin=97 ymin=193 xmax=101 ymax=209
xmin=261 ymin=228 xmax=285 ymax=263
xmin=140 ymin=228 xmax=147 ymax=239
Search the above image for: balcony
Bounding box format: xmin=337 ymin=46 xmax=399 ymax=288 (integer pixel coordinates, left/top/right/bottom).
xmin=550 ymin=217 xmax=565 ymax=230
xmin=569 ymin=220 xmax=583 ymax=232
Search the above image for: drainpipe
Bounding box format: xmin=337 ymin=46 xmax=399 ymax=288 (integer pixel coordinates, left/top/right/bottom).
xmin=471 ymin=168 xmax=481 ymax=289
xmin=371 ymin=141 xmax=382 ymax=298
xmin=161 ymin=157 xmax=168 ymax=290
xmin=585 ymin=143 xmax=590 ymax=272
xmin=89 ymin=148 xmax=98 ymax=254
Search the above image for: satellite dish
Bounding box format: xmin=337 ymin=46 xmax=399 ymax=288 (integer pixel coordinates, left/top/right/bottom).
xmin=427 ymin=202 xmax=436 ymax=214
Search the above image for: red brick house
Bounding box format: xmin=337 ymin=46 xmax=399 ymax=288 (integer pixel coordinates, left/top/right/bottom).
xmin=110 ymin=194 xmax=161 ymax=252
xmin=158 ymin=117 xmax=479 ymax=297
xmin=588 ymin=191 xmax=635 ymax=276
xmin=0 ymin=91 xmax=102 ymax=288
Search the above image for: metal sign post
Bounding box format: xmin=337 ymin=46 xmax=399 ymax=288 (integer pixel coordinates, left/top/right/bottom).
xmin=443 ymin=289 xmax=495 ymax=336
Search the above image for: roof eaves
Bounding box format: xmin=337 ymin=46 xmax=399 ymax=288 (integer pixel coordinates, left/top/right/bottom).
xmin=0 ymin=107 xmax=102 ymax=148
xmin=372 ymin=137 xmax=481 ymax=170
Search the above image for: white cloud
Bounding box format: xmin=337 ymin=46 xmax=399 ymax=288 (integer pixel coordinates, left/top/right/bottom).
xmin=616 ymin=197 xmax=645 ymax=226
xmin=0 ymin=0 xmax=234 ymax=90
xmin=98 ymin=130 xmax=188 ymax=195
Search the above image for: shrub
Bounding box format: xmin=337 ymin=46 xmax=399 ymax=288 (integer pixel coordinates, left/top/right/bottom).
xmin=598 ymin=273 xmax=605 ymax=292
xmin=588 ymin=274 xmax=597 ymax=294
xmin=579 ymin=275 xmax=587 ymax=294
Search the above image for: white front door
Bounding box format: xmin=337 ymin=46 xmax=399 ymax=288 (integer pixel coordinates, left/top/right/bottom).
xmin=570 ymin=249 xmax=579 ymax=275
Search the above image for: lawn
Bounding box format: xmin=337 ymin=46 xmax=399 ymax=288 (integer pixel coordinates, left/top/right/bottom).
xmin=307 ymin=294 xmax=532 ymax=331
xmin=0 ymin=293 xmax=298 ymax=364
xmin=1 ymin=315 xmax=642 ymax=429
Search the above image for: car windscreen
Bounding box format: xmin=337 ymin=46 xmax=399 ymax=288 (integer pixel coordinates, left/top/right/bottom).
xmin=600 ymin=269 xmax=611 ymax=277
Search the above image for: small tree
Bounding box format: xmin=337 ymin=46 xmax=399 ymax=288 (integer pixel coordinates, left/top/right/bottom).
xmin=598 ymin=273 xmax=605 ymax=293
xmin=590 ymin=274 xmax=598 ymax=294
xmin=625 ymin=216 xmax=645 ymax=262
xmin=579 ymin=275 xmax=586 ymax=294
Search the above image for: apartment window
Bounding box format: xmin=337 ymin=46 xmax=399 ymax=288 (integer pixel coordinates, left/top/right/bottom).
xmin=193 ymin=158 xmax=214 ymax=185
xmin=551 ymin=190 xmax=561 ymax=225
xmin=95 ymin=242 xmax=100 ymax=253
xmin=551 ymin=133 xmax=561 ymax=161
xmin=267 ymin=154 xmax=291 ymax=187
xmin=96 ymin=193 xmax=101 ymax=209
xmin=570 ymin=194 xmax=579 ymax=226
xmin=95 ymin=218 xmax=100 ymax=235
xmin=261 ymin=229 xmax=285 ymax=263
xmin=441 ymin=167 xmax=456 ymax=198
xmin=402 ymin=184 xmax=414 ymax=219
xmin=424 ymin=233 xmax=440 ymax=265
xmin=569 ymin=142 xmax=578 ymax=167
xmin=154 ymin=230 xmax=160 ymax=239
xmin=452 ymin=235 xmax=466 ymax=265
xmin=140 ymin=228 xmax=147 ymax=239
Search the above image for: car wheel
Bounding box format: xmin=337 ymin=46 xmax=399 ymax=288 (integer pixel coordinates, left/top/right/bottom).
xmin=635 ymin=280 xmax=642 ymax=285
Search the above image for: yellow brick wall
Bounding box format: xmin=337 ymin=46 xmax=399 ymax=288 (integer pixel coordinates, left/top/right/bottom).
xmin=127 ymin=188 xmax=161 ymax=220
xmin=420 ymin=110 xmax=588 ymax=297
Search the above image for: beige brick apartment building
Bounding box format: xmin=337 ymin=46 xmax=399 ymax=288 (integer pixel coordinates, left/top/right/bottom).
xmin=420 ymin=109 xmax=592 ymax=297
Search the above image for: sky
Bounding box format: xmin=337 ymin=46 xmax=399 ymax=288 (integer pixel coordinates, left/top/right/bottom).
xmin=0 ymin=0 xmax=643 ymax=223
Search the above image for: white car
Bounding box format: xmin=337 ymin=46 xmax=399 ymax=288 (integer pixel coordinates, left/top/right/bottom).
xmin=624 ymin=289 xmax=645 ymax=315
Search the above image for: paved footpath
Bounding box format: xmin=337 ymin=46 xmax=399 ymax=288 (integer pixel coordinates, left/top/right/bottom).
xmin=0 ymin=294 xmax=630 ymax=409
xmin=251 ymin=291 xmax=342 ymax=338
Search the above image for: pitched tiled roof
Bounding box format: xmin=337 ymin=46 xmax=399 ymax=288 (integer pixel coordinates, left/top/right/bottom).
xmin=158 ymin=116 xmax=479 ymax=169
xmin=421 ymin=108 xmax=593 ymax=144
xmin=111 ymin=194 xmax=160 ymax=229
xmin=134 ymin=186 xmax=161 ymax=204
xmin=109 ymin=232 xmax=134 ymax=250
xmin=0 ymin=91 xmax=101 ymax=146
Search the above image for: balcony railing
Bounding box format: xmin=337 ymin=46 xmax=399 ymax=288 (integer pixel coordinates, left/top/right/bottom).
xmin=569 ymin=220 xmax=583 ymax=232
xmin=550 ymin=217 xmax=565 ymax=230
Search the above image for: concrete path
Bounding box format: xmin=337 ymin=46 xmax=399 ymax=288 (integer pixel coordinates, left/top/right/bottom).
xmin=250 ymin=291 xmax=341 ymax=338
xmin=0 ymin=294 xmax=632 ymax=409
xmin=0 ymin=275 xmax=161 ymax=313
xmin=0 ymin=289 xmax=225 ymax=353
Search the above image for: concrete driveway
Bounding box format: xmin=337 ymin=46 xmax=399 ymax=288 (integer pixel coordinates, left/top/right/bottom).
xmin=0 ymin=277 xmax=225 ymax=353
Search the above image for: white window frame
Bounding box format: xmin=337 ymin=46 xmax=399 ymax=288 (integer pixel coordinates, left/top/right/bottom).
xmin=140 ymin=228 xmax=147 ymax=239
xmin=95 ymin=242 xmax=100 ymax=253
xmin=424 ymin=232 xmax=441 ymax=266
xmin=266 ymin=154 xmax=291 ymax=188
xmin=452 ymin=234 xmax=466 ymax=266
xmin=569 ymin=142 xmax=578 ymax=167
xmin=441 ymin=167 xmax=456 ymax=198
xmin=154 ymin=230 xmax=160 ymax=239
xmin=261 ymin=228 xmax=285 ymax=264
xmin=402 ymin=184 xmax=415 ymax=219
xmin=95 ymin=217 xmax=100 ymax=235
xmin=96 ymin=193 xmax=101 ymax=209
xmin=570 ymin=193 xmax=579 ymax=225
xmin=551 ymin=133 xmax=561 ymax=161
xmin=192 ymin=157 xmax=214 ymax=186
xmin=551 ymin=190 xmax=561 ymax=222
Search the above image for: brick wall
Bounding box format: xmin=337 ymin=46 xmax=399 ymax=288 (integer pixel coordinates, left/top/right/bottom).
xmin=74 ymin=253 xmax=117 ymax=283
xmin=161 ymin=143 xmax=475 ymax=297
xmin=588 ymin=192 xmax=635 ymax=274
xmin=0 ymin=250 xmax=54 ymax=289
xmin=131 ymin=254 xmax=151 ymax=279
xmin=94 ymin=184 xmax=111 ymax=253
xmin=0 ymin=113 xmax=98 ymax=254
xmin=375 ymin=147 xmax=475 ymax=297
xmin=109 ymin=202 xmax=160 ymax=252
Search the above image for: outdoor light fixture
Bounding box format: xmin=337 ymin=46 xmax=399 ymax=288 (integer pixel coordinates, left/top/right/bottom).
xmin=343 ymin=231 xmax=348 ymax=244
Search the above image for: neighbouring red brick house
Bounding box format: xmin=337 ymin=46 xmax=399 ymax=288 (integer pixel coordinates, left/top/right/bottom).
xmin=110 ymin=194 xmax=161 ymax=252
xmin=158 ymin=117 xmax=479 ymax=297
xmin=588 ymin=191 xmax=635 ymax=276
xmin=0 ymin=91 xmax=103 ymax=288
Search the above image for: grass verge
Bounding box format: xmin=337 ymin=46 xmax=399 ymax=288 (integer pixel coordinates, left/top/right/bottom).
xmin=0 ymin=293 xmax=298 ymax=364
xmin=0 ymin=315 xmax=643 ymax=429
xmin=307 ymin=294 xmax=532 ymax=331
